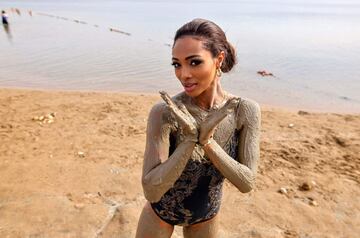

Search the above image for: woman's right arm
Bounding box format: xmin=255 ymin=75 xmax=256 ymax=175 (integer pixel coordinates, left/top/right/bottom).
xmin=142 ymin=103 xmax=196 ymax=203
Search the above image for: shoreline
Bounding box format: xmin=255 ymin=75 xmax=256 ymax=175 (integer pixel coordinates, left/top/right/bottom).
xmin=1 ymin=86 xmax=359 ymax=115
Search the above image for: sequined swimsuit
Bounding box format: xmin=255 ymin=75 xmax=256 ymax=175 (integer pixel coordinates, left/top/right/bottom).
xmin=151 ymin=95 xmax=240 ymax=226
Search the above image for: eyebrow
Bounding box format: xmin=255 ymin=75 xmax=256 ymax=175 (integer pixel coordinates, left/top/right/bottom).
xmin=172 ymin=55 xmax=202 ymax=61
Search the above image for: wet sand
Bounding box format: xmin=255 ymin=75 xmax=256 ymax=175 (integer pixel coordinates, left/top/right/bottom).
xmin=0 ymin=88 xmax=359 ymax=237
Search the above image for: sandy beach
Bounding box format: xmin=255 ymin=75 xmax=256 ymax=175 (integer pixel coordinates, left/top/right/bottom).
xmin=0 ymin=88 xmax=359 ymax=238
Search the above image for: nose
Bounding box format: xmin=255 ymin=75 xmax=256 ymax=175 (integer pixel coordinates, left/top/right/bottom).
xmin=178 ymin=66 xmax=192 ymax=81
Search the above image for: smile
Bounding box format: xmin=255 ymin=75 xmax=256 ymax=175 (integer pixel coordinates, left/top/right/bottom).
xmin=183 ymin=83 xmax=197 ymax=93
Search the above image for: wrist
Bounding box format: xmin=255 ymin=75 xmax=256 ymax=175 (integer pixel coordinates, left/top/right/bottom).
xmin=198 ymin=137 xmax=213 ymax=148
xmin=183 ymin=139 xmax=197 ymax=145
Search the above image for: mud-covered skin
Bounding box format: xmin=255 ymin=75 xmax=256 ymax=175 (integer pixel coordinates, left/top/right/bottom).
xmin=141 ymin=94 xmax=197 ymax=203
xmin=135 ymin=202 xmax=219 ymax=238
xmin=136 ymin=203 xmax=174 ymax=238
xmin=142 ymin=91 xmax=260 ymax=200
xmin=203 ymin=95 xmax=261 ymax=192
xmin=137 ymin=91 xmax=260 ymax=237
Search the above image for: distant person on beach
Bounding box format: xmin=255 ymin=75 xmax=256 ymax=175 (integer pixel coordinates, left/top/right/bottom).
xmin=136 ymin=18 xmax=261 ymax=237
xmin=2 ymin=10 xmax=9 ymax=25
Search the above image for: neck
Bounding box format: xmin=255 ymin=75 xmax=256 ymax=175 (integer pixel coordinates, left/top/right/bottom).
xmin=192 ymin=79 xmax=225 ymax=110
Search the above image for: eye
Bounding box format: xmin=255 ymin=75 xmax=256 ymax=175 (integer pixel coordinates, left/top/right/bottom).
xmin=190 ymin=59 xmax=203 ymax=66
xmin=171 ymin=62 xmax=181 ymax=69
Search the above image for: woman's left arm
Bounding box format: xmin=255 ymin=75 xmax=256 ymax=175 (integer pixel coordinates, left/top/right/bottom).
xmin=203 ymin=99 xmax=261 ymax=193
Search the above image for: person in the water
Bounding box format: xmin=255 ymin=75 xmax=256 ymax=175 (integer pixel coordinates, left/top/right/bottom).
xmin=2 ymin=10 xmax=9 ymax=25
xmin=136 ymin=18 xmax=261 ymax=238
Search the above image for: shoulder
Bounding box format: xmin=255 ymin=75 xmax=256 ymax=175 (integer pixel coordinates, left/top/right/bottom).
xmin=149 ymin=101 xmax=167 ymax=115
xmin=147 ymin=102 xmax=176 ymax=133
xmin=148 ymin=93 xmax=185 ymax=129
xmin=239 ymin=98 xmax=261 ymax=115
xmin=226 ymin=92 xmax=260 ymax=116
xmin=235 ymin=97 xmax=261 ymax=127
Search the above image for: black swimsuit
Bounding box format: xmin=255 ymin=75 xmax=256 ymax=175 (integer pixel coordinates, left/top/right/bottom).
xmin=150 ymin=100 xmax=240 ymax=226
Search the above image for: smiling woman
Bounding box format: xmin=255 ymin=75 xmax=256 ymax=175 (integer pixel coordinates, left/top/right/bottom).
xmin=171 ymin=37 xmax=221 ymax=96
xmin=136 ymin=18 xmax=261 ymax=238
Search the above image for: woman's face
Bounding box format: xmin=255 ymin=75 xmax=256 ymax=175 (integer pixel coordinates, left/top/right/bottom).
xmin=172 ymin=36 xmax=220 ymax=97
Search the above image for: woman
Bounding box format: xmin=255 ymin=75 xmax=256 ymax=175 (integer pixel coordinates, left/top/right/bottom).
xmin=136 ymin=18 xmax=261 ymax=238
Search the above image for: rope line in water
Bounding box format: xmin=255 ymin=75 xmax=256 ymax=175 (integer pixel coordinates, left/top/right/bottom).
xmin=5 ymin=7 xmax=174 ymax=47
xmin=6 ymin=7 xmax=132 ymax=36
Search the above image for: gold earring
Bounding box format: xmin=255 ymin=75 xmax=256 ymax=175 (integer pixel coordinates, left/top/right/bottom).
xmin=216 ymin=68 xmax=222 ymax=77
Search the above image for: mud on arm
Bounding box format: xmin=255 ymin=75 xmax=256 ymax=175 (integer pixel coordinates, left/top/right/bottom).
xmin=142 ymin=103 xmax=196 ymax=203
xmin=203 ymin=99 xmax=261 ymax=193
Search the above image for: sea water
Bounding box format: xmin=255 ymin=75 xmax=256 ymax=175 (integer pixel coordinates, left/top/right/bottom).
xmin=0 ymin=0 xmax=359 ymax=112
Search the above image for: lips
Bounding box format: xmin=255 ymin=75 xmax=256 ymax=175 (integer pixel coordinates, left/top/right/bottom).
xmin=183 ymin=83 xmax=197 ymax=93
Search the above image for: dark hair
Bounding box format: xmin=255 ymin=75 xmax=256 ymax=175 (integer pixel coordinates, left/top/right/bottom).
xmin=173 ymin=18 xmax=237 ymax=73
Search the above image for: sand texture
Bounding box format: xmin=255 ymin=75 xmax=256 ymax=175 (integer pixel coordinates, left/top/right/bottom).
xmin=0 ymin=88 xmax=359 ymax=238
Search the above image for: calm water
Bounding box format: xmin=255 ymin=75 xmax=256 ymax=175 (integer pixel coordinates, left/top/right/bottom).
xmin=1 ymin=0 xmax=360 ymax=112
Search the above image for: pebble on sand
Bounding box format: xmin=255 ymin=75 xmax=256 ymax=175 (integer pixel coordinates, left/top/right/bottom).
xmin=332 ymin=135 xmax=347 ymax=147
xmin=74 ymin=203 xmax=85 ymax=209
xmin=298 ymin=110 xmax=310 ymax=115
xmin=32 ymin=112 xmax=57 ymax=124
xmin=300 ymin=181 xmax=316 ymax=191
xmin=278 ymin=187 xmax=288 ymax=194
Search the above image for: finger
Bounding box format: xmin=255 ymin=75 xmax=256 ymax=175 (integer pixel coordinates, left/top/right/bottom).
xmin=159 ymin=91 xmax=185 ymax=118
xmin=159 ymin=91 xmax=176 ymax=108
xmin=206 ymin=110 xmax=229 ymax=128
xmin=202 ymin=98 xmax=239 ymax=131
xmin=176 ymin=102 xmax=198 ymax=127
xmin=159 ymin=91 xmax=197 ymax=131
xmin=221 ymin=98 xmax=240 ymax=114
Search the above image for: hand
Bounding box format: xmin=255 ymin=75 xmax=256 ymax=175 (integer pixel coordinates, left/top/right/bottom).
xmin=199 ymin=97 xmax=240 ymax=145
xmin=159 ymin=91 xmax=198 ymax=142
